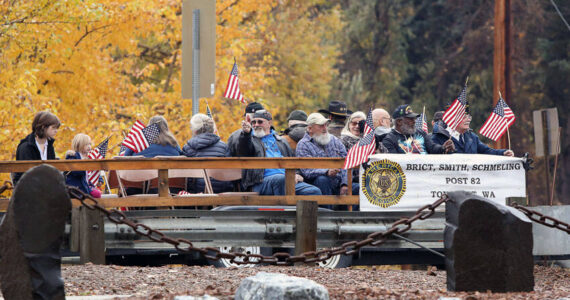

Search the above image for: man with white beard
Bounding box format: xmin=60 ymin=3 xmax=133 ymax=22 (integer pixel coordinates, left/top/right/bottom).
xmin=382 ymin=104 xmax=455 ymax=154
xmin=296 ymin=113 xmax=359 ymax=200
xmin=237 ymin=110 xmax=321 ymax=196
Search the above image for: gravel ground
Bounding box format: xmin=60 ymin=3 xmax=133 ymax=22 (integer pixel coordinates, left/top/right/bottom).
xmin=60 ymin=264 xmax=569 ymax=299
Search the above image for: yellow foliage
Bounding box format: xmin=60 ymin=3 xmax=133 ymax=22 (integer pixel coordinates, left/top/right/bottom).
xmin=0 ymin=0 xmax=342 ymax=176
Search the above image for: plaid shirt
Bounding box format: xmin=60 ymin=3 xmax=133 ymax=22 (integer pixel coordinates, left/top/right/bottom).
xmin=295 ymin=132 xmax=347 ymax=186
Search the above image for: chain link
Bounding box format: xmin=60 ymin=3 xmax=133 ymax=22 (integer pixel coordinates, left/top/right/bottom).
xmin=510 ymin=203 xmax=570 ymax=234
xmin=67 ymin=186 xmax=450 ymax=265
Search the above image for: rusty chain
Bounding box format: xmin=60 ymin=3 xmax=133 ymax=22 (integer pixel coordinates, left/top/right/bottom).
xmin=510 ymin=203 xmax=570 ymax=234
xmin=68 ymin=186 xmax=448 ymax=265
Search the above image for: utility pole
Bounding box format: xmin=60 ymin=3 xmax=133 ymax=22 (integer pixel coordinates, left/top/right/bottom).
xmin=493 ymin=0 xmax=511 ymax=150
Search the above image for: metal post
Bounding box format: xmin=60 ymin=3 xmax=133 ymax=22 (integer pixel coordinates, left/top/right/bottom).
xmin=192 ymin=9 xmax=200 ymax=116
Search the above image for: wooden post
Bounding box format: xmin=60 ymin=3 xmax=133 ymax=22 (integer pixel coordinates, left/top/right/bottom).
xmin=69 ymin=207 xmax=81 ymax=252
xmin=295 ymin=200 xmax=317 ymax=266
xmin=79 ymin=206 xmax=105 ymax=264
xmin=158 ymin=169 xmax=169 ymax=197
xmin=493 ymin=0 xmax=511 ymax=149
xmin=285 ymin=169 xmax=296 ymax=196
xmin=542 ymin=111 xmax=551 ymax=206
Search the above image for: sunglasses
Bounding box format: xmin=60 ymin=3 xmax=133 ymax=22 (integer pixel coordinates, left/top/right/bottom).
xmin=251 ymin=120 xmax=266 ymax=125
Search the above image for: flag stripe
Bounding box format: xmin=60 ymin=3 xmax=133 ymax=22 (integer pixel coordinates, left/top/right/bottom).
xmin=479 ymin=97 xmax=515 ymax=141
xmin=344 ymin=109 xmax=376 ymax=169
xmin=223 ymin=62 xmax=245 ymax=103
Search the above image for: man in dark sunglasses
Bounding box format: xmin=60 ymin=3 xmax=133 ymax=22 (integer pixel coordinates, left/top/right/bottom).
xmin=237 ymin=110 xmax=321 ymax=196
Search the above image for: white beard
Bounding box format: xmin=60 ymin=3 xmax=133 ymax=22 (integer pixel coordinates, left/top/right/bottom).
xmin=313 ymin=132 xmax=331 ymax=146
xmin=253 ymin=128 xmax=268 ymax=138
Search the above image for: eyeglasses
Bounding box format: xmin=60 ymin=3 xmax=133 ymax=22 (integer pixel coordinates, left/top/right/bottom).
xmin=251 ymin=120 xmax=266 ymax=125
xmin=350 ymin=121 xmax=359 ymax=126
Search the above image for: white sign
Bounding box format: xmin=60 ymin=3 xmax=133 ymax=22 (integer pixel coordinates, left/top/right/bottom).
xmin=359 ymin=154 xmax=526 ymax=211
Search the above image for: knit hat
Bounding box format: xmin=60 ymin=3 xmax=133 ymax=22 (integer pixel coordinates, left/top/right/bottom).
xmin=243 ymin=102 xmax=264 ymax=116
xmin=287 ymin=110 xmax=308 ymax=122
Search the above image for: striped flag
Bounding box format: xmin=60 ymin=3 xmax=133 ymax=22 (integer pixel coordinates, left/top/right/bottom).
xmin=122 ymin=121 xmax=161 ymax=153
xmin=443 ymin=85 xmax=468 ymax=131
xmin=344 ymin=109 xmax=376 ymax=169
xmin=479 ymin=97 xmax=515 ymax=141
xmin=415 ymin=113 xmax=428 ymax=133
xmin=206 ymin=104 xmax=218 ymax=135
xmin=223 ymin=62 xmax=245 ymax=103
xmin=87 ymin=137 xmax=109 ymax=186
xmin=118 ymin=144 xmax=128 ymax=156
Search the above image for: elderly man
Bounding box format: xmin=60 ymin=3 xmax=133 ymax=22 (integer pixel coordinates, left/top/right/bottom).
xmin=296 ymin=113 xmax=359 ymax=197
xmin=372 ymin=108 xmax=391 ymax=135
xmin=281 ymin=110 xmax=308 ymax=151
xmin=227 ymin=102 xmax=264 ymax=156
xmin=383 ymin=104 xmax=455 ymax=154
xmin=237 ymin=110 xmax=321 ymax=195
xmin=431 ymin=108 xmax=514 ymax=156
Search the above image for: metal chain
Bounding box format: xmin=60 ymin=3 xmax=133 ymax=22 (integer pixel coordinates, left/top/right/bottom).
xmin=510 ymin=203 xmax=570 ymax=234
xmin=68 ymin=186 xmax=449 ymax=265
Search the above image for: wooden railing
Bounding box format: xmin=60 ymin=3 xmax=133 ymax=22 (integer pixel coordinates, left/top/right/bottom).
xmin=0 ymin=157 xmax=358 ymax=210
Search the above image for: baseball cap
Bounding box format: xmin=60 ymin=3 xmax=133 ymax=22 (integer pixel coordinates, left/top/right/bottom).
xmin=243 ymin=102 xmax=264 ymax=116
xmin=392 ymin=104 xmax=420 ymax=119
xmin=306 ymin=113 xmax=329 ymax=125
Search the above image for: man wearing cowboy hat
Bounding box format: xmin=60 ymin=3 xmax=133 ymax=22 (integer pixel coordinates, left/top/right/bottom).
xmin=318 ymin=100 xmax=351 ymax=138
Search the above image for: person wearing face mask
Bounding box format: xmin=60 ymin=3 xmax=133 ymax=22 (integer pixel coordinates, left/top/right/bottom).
xmin=431 ymin=105 xmax=514 ymax=156
xmin=382 ymin=104 xmax=455 ymax=154
xmin=237 ymin=109 xmax=321 ymax=196
xmin=13 ymin=111 xmax=61 ymax=186
xmin=296 ymin=113 xmax=359 ymax=198
xmin=281 ymin=110 xmax=308 ymax=151
xmin=64 ymin=133 xmax=101 ymax=198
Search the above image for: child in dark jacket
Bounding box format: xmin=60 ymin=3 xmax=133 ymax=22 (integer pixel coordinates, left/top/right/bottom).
xmin=13 ymin=111 xmax=61 ymax=186
xmin=65 ymin=133 xmax=101 ymax=198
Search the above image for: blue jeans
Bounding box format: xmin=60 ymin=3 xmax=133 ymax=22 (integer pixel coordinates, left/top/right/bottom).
xmin=310 ymin=175 xmax=360 ymax=210
xmin=252 ymin=174 xmax=322 ymax=196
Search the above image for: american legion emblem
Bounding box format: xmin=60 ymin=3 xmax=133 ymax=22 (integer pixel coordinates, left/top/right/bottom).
xmin=361 ymin=159 xmax=406 ymax=208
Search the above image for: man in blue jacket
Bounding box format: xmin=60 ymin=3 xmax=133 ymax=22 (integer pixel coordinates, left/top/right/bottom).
xmin=431 ymin=108 xmax=514 ymax=156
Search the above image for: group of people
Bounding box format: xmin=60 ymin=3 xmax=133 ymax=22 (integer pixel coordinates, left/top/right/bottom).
xmin=14 ymin=102 xmax=513 ymax=208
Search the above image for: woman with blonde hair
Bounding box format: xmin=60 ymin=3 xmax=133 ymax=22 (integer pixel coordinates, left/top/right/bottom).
xmin=124 ymin=115 xmax=182 ymax=157
xmin=65 ymin=133 xmax=101 ymax=198
xmin=340 ymin=111 xmax=366 ymax=151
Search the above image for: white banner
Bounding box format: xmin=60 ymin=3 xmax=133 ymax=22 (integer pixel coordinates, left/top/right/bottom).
xmin=359 ymin=154 xmax=526 ymax=211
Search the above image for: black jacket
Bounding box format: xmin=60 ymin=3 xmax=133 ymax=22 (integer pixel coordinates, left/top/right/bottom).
xmin=13 ymin=133 xmax=56 ymax=185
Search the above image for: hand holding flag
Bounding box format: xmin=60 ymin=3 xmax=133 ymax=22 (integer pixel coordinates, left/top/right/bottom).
xmin=344 ymin=109 xmax=376 ymax=169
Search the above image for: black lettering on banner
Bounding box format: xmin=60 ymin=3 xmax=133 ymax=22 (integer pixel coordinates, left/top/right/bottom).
xmin=406 ymin=164 xmax=434 ymax=171
xmin=470 ymin=178 xmax=481 ymax=184
xmin=472 ymin=163 xmax=522 ymax=171
xmin=482 ymin=191 xmax=496 ymax=198
xmin=445 ymin=177 xmax=468 ymax=184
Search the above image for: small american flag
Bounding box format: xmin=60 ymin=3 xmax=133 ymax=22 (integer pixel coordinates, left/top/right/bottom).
xmin=87 ymin=137 xmax=109 ymax=186
xmin=206 ymin=104 xmax=218 ymax=135
xmin=443 ymin=85 xmax=468 ymax=131
xmin=118 ymin=144 xmax=128 ymax=156
xmin=479 ymin=97 xmax=515 ymax=141
xmin=223 ymin=62 xmax=245 ymax=103
xmin=344 ymin=109 xmax=376 ymax=169
xmin=122 ymin=121 xmax=161 ymax=153
xmin=415 ymin=113 xmax=428 ymax=133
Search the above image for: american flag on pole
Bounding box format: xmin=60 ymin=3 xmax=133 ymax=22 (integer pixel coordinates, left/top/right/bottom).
xmin=87 ymin=137 xmax=109 ymax=186
xmin=478 ymin=97 xmax=515 ymax=141
xmin=223 ymin=62 xmax=245 ymax=103
xmin=415 ymin=113 xmax=428 ymax=133
xmin=442 ymin=85 xmax=468 ymax=131
xmin=344 ymin=109 xmax=376 ymax=169
xmin=206 ymin=103 xmax=219 ymax=135
xmin=122 ymin=121 xmax=161 ymax=153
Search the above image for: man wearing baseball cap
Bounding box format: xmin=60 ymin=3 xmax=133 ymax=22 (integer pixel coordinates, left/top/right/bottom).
xmin=227 ymin=102 xmax=264 ymax=156
xmin=296 ymin=113 xmax=359 ymax=202
xmin=236 ymin=109 xmax=321 ymax=196
xmin=383 ymin=104 xmax=455 ymax=154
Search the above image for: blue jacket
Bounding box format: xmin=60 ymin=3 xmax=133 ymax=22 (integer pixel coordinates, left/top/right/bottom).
xmin=183 ymin=133 xmax=233 ymax=193
xmin=65 ymin=152 xmax=93 ymax=194
xmin=124 ymin=143 xmax=182 ymax=157
xmin=383 ymin=129 xmax=445 ymax=154
xmin=431 ymin=128 xmax=506 ymax=155
xmin=183 ymin=133 xmax=230 ymax=157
